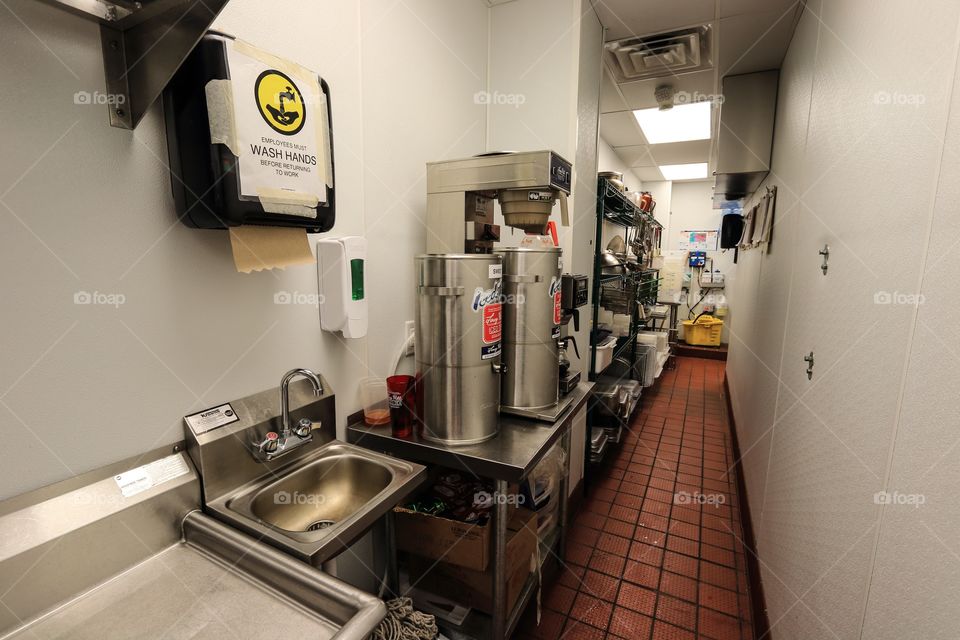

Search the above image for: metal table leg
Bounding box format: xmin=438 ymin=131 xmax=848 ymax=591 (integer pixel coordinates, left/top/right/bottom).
xmin=385 ymin=509 xmax=399 ymax=599
xmin=492 ymin=478 xmax=508 ymax=639
xmin=558 ymin=431 xmax=570 ymax=556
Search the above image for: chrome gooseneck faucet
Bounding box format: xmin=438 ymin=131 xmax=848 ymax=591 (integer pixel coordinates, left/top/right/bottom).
xmin=280 ymin=368 xmax=323 ymax=437
xmin=253 ymin=368 xmax=323 ymax=462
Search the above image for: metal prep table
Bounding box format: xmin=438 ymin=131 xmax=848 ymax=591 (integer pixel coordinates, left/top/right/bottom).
xmin=347 ymin=381 xmax=593 ymax=640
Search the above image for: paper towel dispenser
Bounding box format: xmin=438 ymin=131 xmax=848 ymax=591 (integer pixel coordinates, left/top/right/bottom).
xmin=163 ymin=32 xmax=335 ymax=232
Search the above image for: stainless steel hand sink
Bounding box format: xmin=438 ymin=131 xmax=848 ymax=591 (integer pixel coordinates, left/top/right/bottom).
xmin=239 ymin=451 xmax=394 ymax=533
xmin=185 ymin=376 xmax=426 ymax=567
xmin=207 ymin=441 xmax=426 ymax=565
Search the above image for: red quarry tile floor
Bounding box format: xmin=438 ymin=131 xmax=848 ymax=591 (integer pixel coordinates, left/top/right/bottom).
xmin=518 ymin=357 xmax=753 ymax=640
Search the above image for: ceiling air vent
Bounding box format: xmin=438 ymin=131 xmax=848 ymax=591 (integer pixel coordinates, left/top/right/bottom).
xmin=604 ymin=25 xmax=713 ymax=83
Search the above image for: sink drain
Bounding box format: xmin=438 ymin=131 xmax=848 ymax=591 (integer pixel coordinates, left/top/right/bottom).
xmin=306 ymin=520 xmax=336 ymax=532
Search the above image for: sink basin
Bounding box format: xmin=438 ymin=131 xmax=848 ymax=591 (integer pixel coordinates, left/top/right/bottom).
xmin=208 ymin=440 xmax=426 ymax=565
xmin=247 ymin=453 xmax=394 ymax=533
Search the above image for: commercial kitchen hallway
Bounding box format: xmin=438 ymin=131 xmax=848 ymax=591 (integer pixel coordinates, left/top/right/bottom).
xmin=519 ymin=357 xmax=752 ymax=640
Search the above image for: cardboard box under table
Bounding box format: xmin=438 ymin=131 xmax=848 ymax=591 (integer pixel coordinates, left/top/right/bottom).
xmin=396 ymin=507 xmax=538 ymax=614
xmin=393 ymin=483 xmax=523 ymax=572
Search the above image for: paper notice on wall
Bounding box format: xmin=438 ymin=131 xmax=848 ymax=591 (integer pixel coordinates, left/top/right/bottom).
xmin=224 ymin=39 xmax=330 ymax=213
xmin=114 ymin=454 xmax=190 ymax=498
xmin=676 ymin=230 xmax=719 ymax=252
xmin=229 ymin=226 xmax=315 ymax=273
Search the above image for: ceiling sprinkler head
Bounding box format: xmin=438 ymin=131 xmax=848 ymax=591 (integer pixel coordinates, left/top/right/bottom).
xmin=655 ymin=84 xmax=674 ymax=111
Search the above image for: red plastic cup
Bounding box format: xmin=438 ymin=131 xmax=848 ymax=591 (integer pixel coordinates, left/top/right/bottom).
xmin=386 ymin=375 xmax=415 ymax=438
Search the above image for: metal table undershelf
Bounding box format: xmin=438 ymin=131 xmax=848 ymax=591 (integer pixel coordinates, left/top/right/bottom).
xmin=347 ymin=382 xmax=593 ymax=640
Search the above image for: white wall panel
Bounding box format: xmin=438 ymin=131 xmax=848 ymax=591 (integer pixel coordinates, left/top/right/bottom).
xmin=724 ymin=0 xmax=960 ymax=637
xmin=358 ymin=0 xmax=489 ymax=378
xmin=727 ymin=0 xmax=818 ymax=539
xmin=764 ymin=0 xmax=960 ymax=631
xmin=0 ymin=0 xmax=488 ymax=500
xmin=861 ymin=28 xmax=960 ymax=638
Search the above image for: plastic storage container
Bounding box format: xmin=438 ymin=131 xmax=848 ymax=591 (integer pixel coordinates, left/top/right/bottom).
xmin=594 ymin=335 xmax=618 ymax=372
xmin=359 ymin=377 xmax=389 ymax=425
xmin=536 ymin=497 xmax=559 ymax=538
xmin=613 ymin=314 xmax=631 ymax=337
xmin=682 ymin=316 xmax=724 ymax=347
xmin=636 ymin=344 xmax=657 ymax=386
xmin=522 ymin=443 xmax=565 ymax=509
xmin=638 ymin=331 xmax=668 ymax=354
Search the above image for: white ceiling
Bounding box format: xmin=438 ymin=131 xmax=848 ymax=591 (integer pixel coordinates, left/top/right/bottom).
xmin=594 ymin=0 xmax=803 ymax=181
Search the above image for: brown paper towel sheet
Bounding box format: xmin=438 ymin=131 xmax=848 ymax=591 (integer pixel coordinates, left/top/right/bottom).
xmin=229 ymin=226 xmax=315 ymax=273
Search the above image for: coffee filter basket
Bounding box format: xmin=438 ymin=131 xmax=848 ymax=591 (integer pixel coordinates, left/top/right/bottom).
xmin=498 ymin=188 xmax=568 ymax=234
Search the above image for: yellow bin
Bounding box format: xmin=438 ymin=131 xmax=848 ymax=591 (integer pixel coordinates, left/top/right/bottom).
xmin=682 ymin=316 xmax=724 ymax=347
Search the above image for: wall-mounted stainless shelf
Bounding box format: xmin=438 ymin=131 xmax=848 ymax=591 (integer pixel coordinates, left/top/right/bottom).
xmin=37 ymin=0 xmax=230 ymax=129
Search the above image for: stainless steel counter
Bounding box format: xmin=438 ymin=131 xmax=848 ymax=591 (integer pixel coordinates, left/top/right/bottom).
xmin=5 ymin=541 xmax=339 ymax=640
xmin=346 ymin=382 xmax=592 ymax=483
xmin=0 ymin=448 xmax=386 ymax=640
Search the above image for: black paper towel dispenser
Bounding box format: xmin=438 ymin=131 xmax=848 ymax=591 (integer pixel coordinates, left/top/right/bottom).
xmin=163 ymin=32 xmax=335 ymax=232
xmin=720 ymin=213 xmax=745 ymax=249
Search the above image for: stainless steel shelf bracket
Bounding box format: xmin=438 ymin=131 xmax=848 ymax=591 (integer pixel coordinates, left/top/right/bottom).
xmin=37 ymin=0 xmax=231 ymax=129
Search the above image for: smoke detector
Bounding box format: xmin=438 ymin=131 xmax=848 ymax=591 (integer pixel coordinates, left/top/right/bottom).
xmin=655 ymin=85 xmax=675 ymax=110
xmin=604 ymin=25 xmax=713 ymax=83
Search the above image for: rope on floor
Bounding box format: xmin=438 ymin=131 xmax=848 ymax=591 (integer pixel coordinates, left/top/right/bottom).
xmin=372 ymin=597 xmax=438 ymax=640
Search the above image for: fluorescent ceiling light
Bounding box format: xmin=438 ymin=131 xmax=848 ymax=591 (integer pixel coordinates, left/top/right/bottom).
xmin=659 ymin=163 xmax=708 ymax=180
xmin=632 ymin=102 xmax=711 ymax=144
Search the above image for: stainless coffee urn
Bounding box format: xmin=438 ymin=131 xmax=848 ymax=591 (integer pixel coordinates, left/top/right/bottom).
xmin=497 ymin=247 xmax=574 ymax=421
xmin=415 ymin=254 xmax=505 ymax=445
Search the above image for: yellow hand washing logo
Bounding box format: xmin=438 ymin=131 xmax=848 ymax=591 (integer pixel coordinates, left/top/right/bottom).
xmin=254 ymin=70 xmax=306 ymax=136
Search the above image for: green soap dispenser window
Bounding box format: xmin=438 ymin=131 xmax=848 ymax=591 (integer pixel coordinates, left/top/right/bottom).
xmin=350 ymin=259 xmax=365 ymax=301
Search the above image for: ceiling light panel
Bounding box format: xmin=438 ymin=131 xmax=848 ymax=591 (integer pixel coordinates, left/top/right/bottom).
xmin=659 ymin=163 xmax=708 ymax=180
xmin=633 ymin=102 xmax=711 ymax=144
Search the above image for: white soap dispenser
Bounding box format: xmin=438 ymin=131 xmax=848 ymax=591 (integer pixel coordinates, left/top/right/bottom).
xmin=316 ymin=236 xmax=367 ymax=338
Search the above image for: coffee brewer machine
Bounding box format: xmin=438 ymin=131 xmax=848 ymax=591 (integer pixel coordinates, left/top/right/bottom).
xmin=422 ymin=150 xmax=574 ymax=425
xmin=559 ymin=273 xmax=589 ymax=395
xmin=425 ymin=150 xmax=572 ymax=253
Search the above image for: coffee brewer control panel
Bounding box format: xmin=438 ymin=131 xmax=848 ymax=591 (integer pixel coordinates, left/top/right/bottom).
xmin=549 ymin=154 xmax=572 ymax=193
xmin=559 ymin=273 xmax=588 ymax=396
xmin=561 ymin=274 xmax=589 ymax=311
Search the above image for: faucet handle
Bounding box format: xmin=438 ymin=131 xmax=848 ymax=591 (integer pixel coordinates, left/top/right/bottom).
xmin=292 ymin=418 xmax=316 ymax=439
xmin=258 ymin=431 xmax=280 ymax=454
